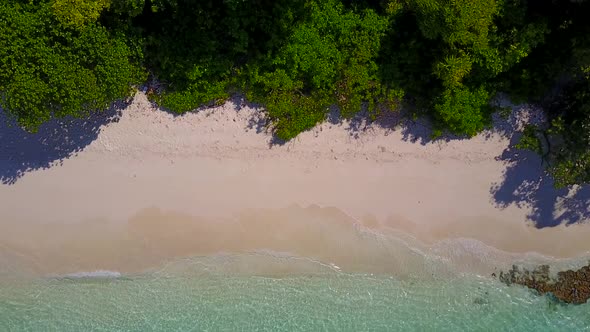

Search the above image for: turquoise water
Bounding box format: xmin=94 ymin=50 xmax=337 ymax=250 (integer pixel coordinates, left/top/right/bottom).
xmin=1 ymin=256 xmax=589 ymax=331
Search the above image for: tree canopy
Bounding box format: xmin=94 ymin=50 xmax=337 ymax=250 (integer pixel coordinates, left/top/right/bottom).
xmin=1 ymin=0 xmax=590 ymax=185
xmin=0 ymin=1 xmax=145 ymax=131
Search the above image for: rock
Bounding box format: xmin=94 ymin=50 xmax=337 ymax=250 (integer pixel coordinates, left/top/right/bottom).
xmin=473 ymin=297 xmax=489 ymax=305
xmin=496 ymin=263 xmax=590 ymax=304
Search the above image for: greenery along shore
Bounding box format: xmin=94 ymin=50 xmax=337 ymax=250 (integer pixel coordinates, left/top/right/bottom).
xmin=1 ymin=0 xmax=590 ymax=186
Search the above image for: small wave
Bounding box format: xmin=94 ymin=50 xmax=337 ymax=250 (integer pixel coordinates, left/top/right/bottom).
xmin=57 ymin=270 xmax=123 ymax=279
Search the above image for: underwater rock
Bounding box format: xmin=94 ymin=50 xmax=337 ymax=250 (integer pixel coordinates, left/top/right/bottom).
xmin=497 ymin=263 xmax=590 ymax=304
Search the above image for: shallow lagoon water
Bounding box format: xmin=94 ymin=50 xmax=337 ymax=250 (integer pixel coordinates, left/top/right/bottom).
xmin=1 ymin=253 xmax=589 ymax=332
xmin=1 ymin=206 xmax=589 ymax=331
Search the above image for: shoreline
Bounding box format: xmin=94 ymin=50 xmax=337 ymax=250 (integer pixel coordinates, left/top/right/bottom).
xmin=1 ymin=92 xmax=590 ymax=277
xmin=1 ymin=205 xmax=589 ymax=278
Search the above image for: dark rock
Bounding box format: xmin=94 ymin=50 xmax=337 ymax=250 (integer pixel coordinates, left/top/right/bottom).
xmin=496 ymin=263 xmax=590 ymax=304
xmin=473 ymin=297 xmax=489 ymax=305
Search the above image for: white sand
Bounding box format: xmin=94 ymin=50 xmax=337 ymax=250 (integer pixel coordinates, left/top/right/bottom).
xmin=1 ymin=92 xmax=589 ymax=275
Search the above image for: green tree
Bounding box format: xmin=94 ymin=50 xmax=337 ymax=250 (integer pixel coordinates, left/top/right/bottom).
xmin=0 ymin=1 xmax=145 ymax=131
xmin=381 ymin=0 xmax=547 ymax=136
xmin=141 ymin=0 xmax=308 ymax=113
xmin=51 ymin=0 xmax=111 ymax=28
xmin=244 ymin=0 xmax=402 ymax=140
xmin=544 ymin=78 xmax=590 ymax=187
xmin=506 ymin=0 xmax=590 ymax=186
xmin=4 ymin=0 xmax=590 ymax=190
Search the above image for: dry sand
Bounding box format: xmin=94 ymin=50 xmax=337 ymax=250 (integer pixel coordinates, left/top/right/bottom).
xmin=1 ymin=92 xmax=589 ymax=276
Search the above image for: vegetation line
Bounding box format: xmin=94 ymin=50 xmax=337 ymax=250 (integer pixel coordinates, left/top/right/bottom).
xmin=1 ymin=0 xmax=590 ymax=186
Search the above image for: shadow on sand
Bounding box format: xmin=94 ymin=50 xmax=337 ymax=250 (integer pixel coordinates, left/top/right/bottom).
xmin=490 ymin=133 xmax=590 ymax=228
xmin=2 ymin=94 xmax=589 ymax=227
xmin=335 ymin=101 xmax=590 ymax=228
xmin=0 ymin=102 xmax=127 ymax=185
xmin=482 ymin=101 xmax=590 ymax=228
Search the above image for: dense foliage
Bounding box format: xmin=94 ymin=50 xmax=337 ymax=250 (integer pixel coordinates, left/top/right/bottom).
xmin=501 ymin=0 xmax=590 ymax=186
xmin=1 ymin=0 xmax=590 ymax=184
xmin=0 ymin=1 xmax=145 ymax=131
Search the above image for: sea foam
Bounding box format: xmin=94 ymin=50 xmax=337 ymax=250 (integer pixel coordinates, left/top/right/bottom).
xmin=59 ymin=270 xmax=122 ymax=279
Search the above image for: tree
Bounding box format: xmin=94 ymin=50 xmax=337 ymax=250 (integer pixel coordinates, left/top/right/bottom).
xmin=507 ymin=0 xmax=590 ymax=187
xmin=0 ymin=1 xmax=145 ymax=131
xmin=244 ymin=0 xmax=401 ymax=140
xmin=3 ymin=0 xmax=590 ymax=190
xmin=380 ymin=0 xmax=547 ymax=136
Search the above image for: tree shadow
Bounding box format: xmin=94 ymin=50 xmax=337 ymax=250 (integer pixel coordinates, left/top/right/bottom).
xmin=0 ymin=102 xmax=127 ymax=185
xmin=218 ymin=95 xmax=285 ymax=147
xmin=490 ymin=133 xmax=590 ymax=228
xmin=340 ymin=105 xmax=469 ymax=145
xmin=328 ymin=96 xmax=590 ymax=228
xmin=487 ymin=98 xmax=590 ymax=228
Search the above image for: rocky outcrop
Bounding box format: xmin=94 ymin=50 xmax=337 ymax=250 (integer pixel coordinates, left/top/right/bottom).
xmin=497 ymin=263 xmax=590 ymax=304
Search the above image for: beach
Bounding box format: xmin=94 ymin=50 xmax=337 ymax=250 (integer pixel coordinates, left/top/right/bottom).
xmin=3 ymin=0 xmax=590 ymax=328
xmin=1 ymin=92 xmax=590 ymax=330
xmin=1 ymin=92 xmax=589 ymax=270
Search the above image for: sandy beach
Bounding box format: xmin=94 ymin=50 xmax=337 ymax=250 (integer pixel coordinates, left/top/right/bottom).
xmin=1 ymin=92 xmax=590 ymax=276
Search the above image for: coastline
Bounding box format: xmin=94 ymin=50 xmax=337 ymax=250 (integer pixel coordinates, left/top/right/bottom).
xmin=1 ymin=92 xmax=590 ymax=277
